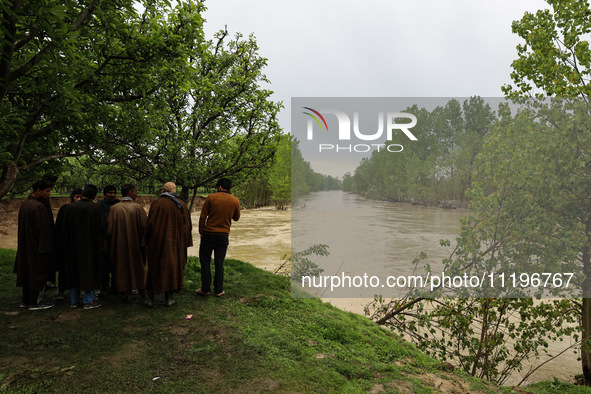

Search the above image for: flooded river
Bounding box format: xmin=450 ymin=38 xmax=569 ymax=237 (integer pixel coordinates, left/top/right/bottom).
xmin=188 ymin=205 xmax=291 ymax=271
xmin=226 ymin=190 xmax=579 ymax=387
xmin=291 ymin=191 xmax=468 ymax=298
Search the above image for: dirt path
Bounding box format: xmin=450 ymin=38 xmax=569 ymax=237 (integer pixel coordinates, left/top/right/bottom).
xmin=0 ymin=211 xmax=18 ymax=249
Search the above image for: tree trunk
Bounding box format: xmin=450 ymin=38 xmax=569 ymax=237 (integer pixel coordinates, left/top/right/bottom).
xmin=178 ymin=184 xmax=190 ymax=203
xmin=0 ymin=163 xmax=18 ymax=199
xmin=583 ymin=299 xmax=591 ymax=383
xmin=188 ymin=185 xmax=199 ymax=213
xmin=582 ymin=211 xmax=591 ymax=383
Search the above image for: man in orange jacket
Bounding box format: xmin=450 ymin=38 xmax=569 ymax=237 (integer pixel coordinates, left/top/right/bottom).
xmin=196 ymin=178 xmax=240 ymax=297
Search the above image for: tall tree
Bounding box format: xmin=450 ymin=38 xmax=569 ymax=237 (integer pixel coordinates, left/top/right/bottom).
xmin=95 ymin=27 xmax=282 ymax=208
xmin=369 ymin=100 xmax=587 ymax=385
xmin=503 ymin=0 xmax=591 ymax=382
xmin=268 ymin=134 xmax=291 ymax=210
xmin=290 ymin=138 xmax=314 ymax=205
xmin=0 ymin=0 xmax=205 ymax=198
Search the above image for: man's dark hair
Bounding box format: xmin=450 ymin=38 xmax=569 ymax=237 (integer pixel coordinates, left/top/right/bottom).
xmin=32 ymin=179 xmax=53 ymax=192
xmin=216 ymin=178 xmax=232 ymax=191
xmin=82 ymin=184 xmax=98 ymax=199
xmin=103 ymin=185 xmax=117 ymax=195
xmin=121 ymin=183 xmax=136 ymax=197
xmin=41 ymin=173 xmax=58 ymax=185
xmin=69 ymin=187 xmax=83 ymax=202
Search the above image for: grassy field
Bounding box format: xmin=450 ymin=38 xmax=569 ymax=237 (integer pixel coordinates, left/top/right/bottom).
xmin=0 ymin=247 xmax=588 ymax=393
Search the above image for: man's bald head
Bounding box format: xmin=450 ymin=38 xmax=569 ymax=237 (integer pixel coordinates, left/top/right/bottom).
xmin=162 ymin=182 xmax=177 ymax=193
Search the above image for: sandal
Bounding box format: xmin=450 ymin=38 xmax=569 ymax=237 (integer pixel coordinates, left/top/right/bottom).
xmin=215 ymin=291 xmax=225 ymax=297
xmin=195 ymin=289 xmax=210 ymax=296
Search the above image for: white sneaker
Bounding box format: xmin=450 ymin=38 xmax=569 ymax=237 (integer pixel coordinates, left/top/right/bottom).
xmin=83 ymin=301 xmax=101 ymax=310
xmin=28 ymin=303 xmax=55 ymax=311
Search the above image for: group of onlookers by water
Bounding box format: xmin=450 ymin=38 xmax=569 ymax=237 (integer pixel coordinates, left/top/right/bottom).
xmin=13 ymin=175 xmax=241 ymax=311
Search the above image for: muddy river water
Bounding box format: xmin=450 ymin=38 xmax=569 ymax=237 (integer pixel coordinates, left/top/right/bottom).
xmin=188 ymin=205 xmax=291 ymax=271
xmin=226 ymin=191 xmax=579 ymax=387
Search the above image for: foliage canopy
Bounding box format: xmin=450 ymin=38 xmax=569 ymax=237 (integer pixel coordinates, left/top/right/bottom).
xmin=0 ymin=0 xmax=282 ymax=200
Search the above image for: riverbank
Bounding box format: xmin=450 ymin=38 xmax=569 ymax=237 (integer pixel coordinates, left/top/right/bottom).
xmin=0 ymin=193 xmax=585 ymax=390
xmin=346 ymin=191 xmax=471 ymax=210
xmin=0 ymin=248 xmax=513 ymax=393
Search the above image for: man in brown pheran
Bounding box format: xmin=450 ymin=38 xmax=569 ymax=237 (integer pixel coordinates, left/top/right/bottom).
xmin=196 ymin=178 xmax=241 ymax=297
xmin=142 ymin=182 xmax=192 ymax=307
xmin=14 ymin=179 xmax=55 ymax=310
xmin=106 ymin=183 xmax=147 ymax=303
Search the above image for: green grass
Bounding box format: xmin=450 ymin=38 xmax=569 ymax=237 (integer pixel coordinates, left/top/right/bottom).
xmin=526 ymin=379 xmax=591 ymax=394
xmin=0 ymin=247 xmax=585 ymax=393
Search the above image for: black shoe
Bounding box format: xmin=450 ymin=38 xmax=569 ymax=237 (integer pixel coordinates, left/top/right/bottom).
xmin=164 ymin=291 xmax=175 ymax=307
xmin=143 ymin=295 xmax=154 ymax=308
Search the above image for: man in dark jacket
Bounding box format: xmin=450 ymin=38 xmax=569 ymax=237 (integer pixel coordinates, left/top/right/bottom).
xmin=56 ymin=184 xmax=106 ymax=309
xmin=14 ymin=179 xmax=55 ymax=310
xmin=97 ymin=185 xmax=120 ymax=218
xmin=97 ymin=184 xmax=120 ymax=294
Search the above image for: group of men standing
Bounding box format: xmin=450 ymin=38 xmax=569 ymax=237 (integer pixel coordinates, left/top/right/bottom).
xmin=13 ymin=177 xmax=241 ymax=311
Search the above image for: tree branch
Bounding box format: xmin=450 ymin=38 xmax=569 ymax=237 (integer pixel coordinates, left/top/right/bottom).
xmin=8 ymin=1 xmax=97 ymax=84
xmin=376 ymin=297 xmax=425 ymax=325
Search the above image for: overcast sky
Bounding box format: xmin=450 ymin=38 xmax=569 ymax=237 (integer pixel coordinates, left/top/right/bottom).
xmin=202 ymin=0 xmax=549 ymax=176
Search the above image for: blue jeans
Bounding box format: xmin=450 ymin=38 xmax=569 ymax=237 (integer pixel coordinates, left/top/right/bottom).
xmin=71 ymin=288 xmax=94 ymax=305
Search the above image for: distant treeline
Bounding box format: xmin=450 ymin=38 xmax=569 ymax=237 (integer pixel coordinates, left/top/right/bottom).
xmin=342 ymin=97 xmax=494 ymax=208
xmin=290 ymin=138 xmax=341 ymax=204
xmin=235 ymin=135 xmax=341 ymax=209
